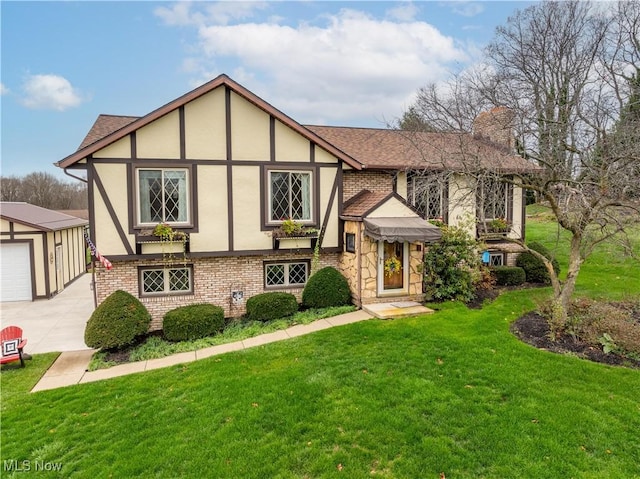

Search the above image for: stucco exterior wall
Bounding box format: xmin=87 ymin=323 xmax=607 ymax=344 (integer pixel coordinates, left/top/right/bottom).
xmin=136 ymin=110 xmax=181 ymax=159
xmin=93 ymin=163 xmax=133 ymax=255
xmin=231 ymin=91 xmax=270 ymax=161
xmin=184 ymin=88 xmax=226 ymax=160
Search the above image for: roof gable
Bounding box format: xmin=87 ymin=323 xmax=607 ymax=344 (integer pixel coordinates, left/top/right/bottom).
xmin=1 ymin=202 xmax=88 ymax=231
xmin=342 ymin=190 xmax=419 ymax=220
xmin=57 ymin=74 xmax=362 ymax=170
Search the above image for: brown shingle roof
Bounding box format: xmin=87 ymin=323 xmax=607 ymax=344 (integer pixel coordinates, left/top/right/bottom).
xmin=78 ymin=115 xmax=138 ymax=150
xmin=342 ymin=190 xmax=393 ymax=218
xmin=1 ymin=202 xmax=88 ymax=231
xmin=305 ymin=125 xmax=538 ymax=173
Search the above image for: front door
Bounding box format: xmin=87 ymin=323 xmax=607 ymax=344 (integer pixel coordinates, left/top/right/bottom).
xmin=378 ymin=241 xmax=407 ymax=293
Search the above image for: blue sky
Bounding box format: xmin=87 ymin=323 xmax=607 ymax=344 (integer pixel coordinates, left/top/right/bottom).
xmin=1 ymin=1 xmax=534 ymax=179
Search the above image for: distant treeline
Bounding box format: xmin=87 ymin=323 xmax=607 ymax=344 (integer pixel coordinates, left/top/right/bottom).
xmin=0 ymin=172 xmax=87 ymax=210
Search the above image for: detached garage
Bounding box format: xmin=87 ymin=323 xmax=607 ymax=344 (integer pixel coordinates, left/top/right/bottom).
xmin=0 ymin=202 xmax=88 ymax=302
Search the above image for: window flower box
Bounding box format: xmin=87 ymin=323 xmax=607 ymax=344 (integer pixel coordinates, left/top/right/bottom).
xmin=270 ymin=218 xmax=318 ymax=250
xmin=477 ymin=219 xmax=511 ymax=239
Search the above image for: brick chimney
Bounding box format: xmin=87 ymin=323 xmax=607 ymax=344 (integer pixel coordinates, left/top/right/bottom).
xmin=472 ymin=107 xmax=515 ymax=151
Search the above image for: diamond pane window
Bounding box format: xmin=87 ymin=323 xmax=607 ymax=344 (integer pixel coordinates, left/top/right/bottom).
xmin=288 ymin=263 xmax=307 ymax=285
xmin=269 ymin=171 xmax=311 ymax=222
xmin=489 ymin=253 xmax=504 ymax=266
xmin=265 ymin=264 xmax=286 ymax=286
xmin=169 ymin=268 xmax=191 ymax=292
xmin=141 ymin=267 xmax=192 ymax=295
xmin=408 ymin=173 xmax=446 ymax=220
xmin=138 ymin=169 xmax=189 ymax=225
xmin=142 ymin=270 xmax=164 ymax=293
xmin=477 ymin=177 xmax=508 ymax=221
xmin=265 ymin=262 xmax=308 ymax=288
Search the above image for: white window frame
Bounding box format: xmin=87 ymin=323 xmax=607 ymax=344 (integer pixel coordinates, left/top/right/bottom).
xmin=267 ymin=170 xmax=313 ymax=224
xmin=264 ymin=261 xmax=309 ymax=289
xmin=408 ymin=173 xmax=446 ymax=220
xmin=140 ymin=266 xmax=193 ymax=296
xmin=136 ymin=168 xmax=191 ymax=227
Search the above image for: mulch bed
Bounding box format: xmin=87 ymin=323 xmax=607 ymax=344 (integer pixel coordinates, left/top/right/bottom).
xmin=511 ymin=312 xmax=640 ymax=369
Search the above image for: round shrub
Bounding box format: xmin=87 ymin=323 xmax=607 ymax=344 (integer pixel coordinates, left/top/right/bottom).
xmin=246 ymin=292 xmax=298 ymax=322
xmin=84 ymin=290 xmax=151 ymax=350
xmin=302 ymin=266 xmax=351 ymax=308
xmin=163 ymin=304 xmax=225 ymax=341
xmin=490 ymin=266 xmax=526 ymax=286
xmin=516 ymin=241 xmax=560 ymax=283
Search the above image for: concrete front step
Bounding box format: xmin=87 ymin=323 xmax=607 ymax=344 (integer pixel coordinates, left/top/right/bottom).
xmin=362 ymin=301 xmax=434 ymax=319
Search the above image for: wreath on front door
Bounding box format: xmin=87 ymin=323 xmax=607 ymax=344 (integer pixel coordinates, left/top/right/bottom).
xmin=384 ymin=256 xmax=402 ymax=277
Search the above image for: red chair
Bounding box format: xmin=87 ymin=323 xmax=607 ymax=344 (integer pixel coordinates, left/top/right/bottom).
xmin=0 ymin=326 xmax=28 ymax=367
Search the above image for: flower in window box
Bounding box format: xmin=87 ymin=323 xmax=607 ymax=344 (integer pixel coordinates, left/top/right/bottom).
xmin=152 ymin=223 xmax=188 ymax=266
xmin=384 ymin=256 xmax=402 ymax=277
xmin=488 ymin=218 xmax=510 ymax=232
xmin=272 ymin=218 xmax=319 ymax=238
xmin=153 ymin=223 xmax=187 ymax=241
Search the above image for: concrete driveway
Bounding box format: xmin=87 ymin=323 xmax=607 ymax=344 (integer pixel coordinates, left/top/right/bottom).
xmin=0 ymin=274 xmax=95 ymax=353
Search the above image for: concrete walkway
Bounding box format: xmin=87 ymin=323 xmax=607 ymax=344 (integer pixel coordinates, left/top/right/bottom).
xmin=0 ymin=273 xmax=94 ymax=353
xmin=31 ymin=309 xmax=372 ymax=393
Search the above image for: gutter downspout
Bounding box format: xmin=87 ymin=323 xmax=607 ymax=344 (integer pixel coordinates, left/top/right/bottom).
xmin=63 ymin=168 xmax=88 ymax=184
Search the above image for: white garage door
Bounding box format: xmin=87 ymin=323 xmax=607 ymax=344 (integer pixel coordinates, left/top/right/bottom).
xmin=0 ymin=243 xmax=33 ymax=302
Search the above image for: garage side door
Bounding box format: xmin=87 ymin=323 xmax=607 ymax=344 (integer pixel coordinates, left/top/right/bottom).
xmin=0 ymin=243 xmax=33 ymax=302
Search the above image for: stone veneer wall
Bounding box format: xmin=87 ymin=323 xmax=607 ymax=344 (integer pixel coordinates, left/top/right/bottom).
xmin=338 ymin=220 xmax=424 ymax=305
xmin=343 ymin=170 xmax=394 ymax=201
xmin=95 ymin=252 xmax=339 ymax=330
xmin=337 ymin=221 xmax=362 ymax=305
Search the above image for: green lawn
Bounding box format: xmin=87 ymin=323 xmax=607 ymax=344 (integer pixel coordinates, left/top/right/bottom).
xmin=1 ymin=212 xmax=639 ymax=478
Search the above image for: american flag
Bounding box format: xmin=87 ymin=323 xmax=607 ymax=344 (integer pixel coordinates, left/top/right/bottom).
xmin=84 ymin=232 xmax=113 ymax=271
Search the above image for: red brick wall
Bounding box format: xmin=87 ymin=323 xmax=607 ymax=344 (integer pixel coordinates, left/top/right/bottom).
xmin=95 ymin=252 xmax=340 ymax=330
xmin=343 ymin=170 xmax=394 ymax=201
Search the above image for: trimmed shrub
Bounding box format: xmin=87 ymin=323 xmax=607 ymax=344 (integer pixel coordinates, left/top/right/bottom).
xmin=491 ymin=266 xmax=526 ymax=286
xmin=246 ymin=292 xmax=298 ymax=322
xmin=163 ymin=304 xmax=225 ymax=341
xmin=84 ymin=290 xmax=151 ymax=350
xmin=516 ymin=241 xmax=560 ymax=283
xmin=302 ymin=266 xmax=352 ymax=308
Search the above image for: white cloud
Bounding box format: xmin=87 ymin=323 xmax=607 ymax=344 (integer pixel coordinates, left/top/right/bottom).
xmin=449 ymin=2 xmax=484 ymax=18
xmin=386 ymin=2 xmax=419 ymax=22
xmin=184 ymin=7 xmax=469 ymax=125
xmin=20 ymin=74 xmax=84 ymax=111
xmin=155 ymin=1 xmax=268 ymax=26
xmin=0 ymin=83 xmax=8 ymax=95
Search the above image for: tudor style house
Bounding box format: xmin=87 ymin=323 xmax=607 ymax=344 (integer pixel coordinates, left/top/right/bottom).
xmin=57 ymin=75 xmax=535 ymax=327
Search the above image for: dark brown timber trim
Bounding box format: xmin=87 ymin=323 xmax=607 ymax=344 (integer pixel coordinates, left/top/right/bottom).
xmin=93 ymin=169 xmax=135 ymax=255
xmin=179 ymin=106 xmax=186 ymax=160
xmin=226 ymin=86 xmax=234 ymax=251
xmin=270 ymin=116 xmax=276 ymax=162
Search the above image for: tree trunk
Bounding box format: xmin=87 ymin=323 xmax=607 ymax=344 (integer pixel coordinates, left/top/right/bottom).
xmin=550 ymin=233 xmax=583 ymax=337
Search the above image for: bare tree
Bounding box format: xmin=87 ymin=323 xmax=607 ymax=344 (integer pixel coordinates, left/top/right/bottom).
xmin=406 ymin=1 xmax=640 ymax=330
xmin=0 ymin=176 xmax=24 ymax=202
xmin=0 ymin=172 xmax=87 ymax=210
